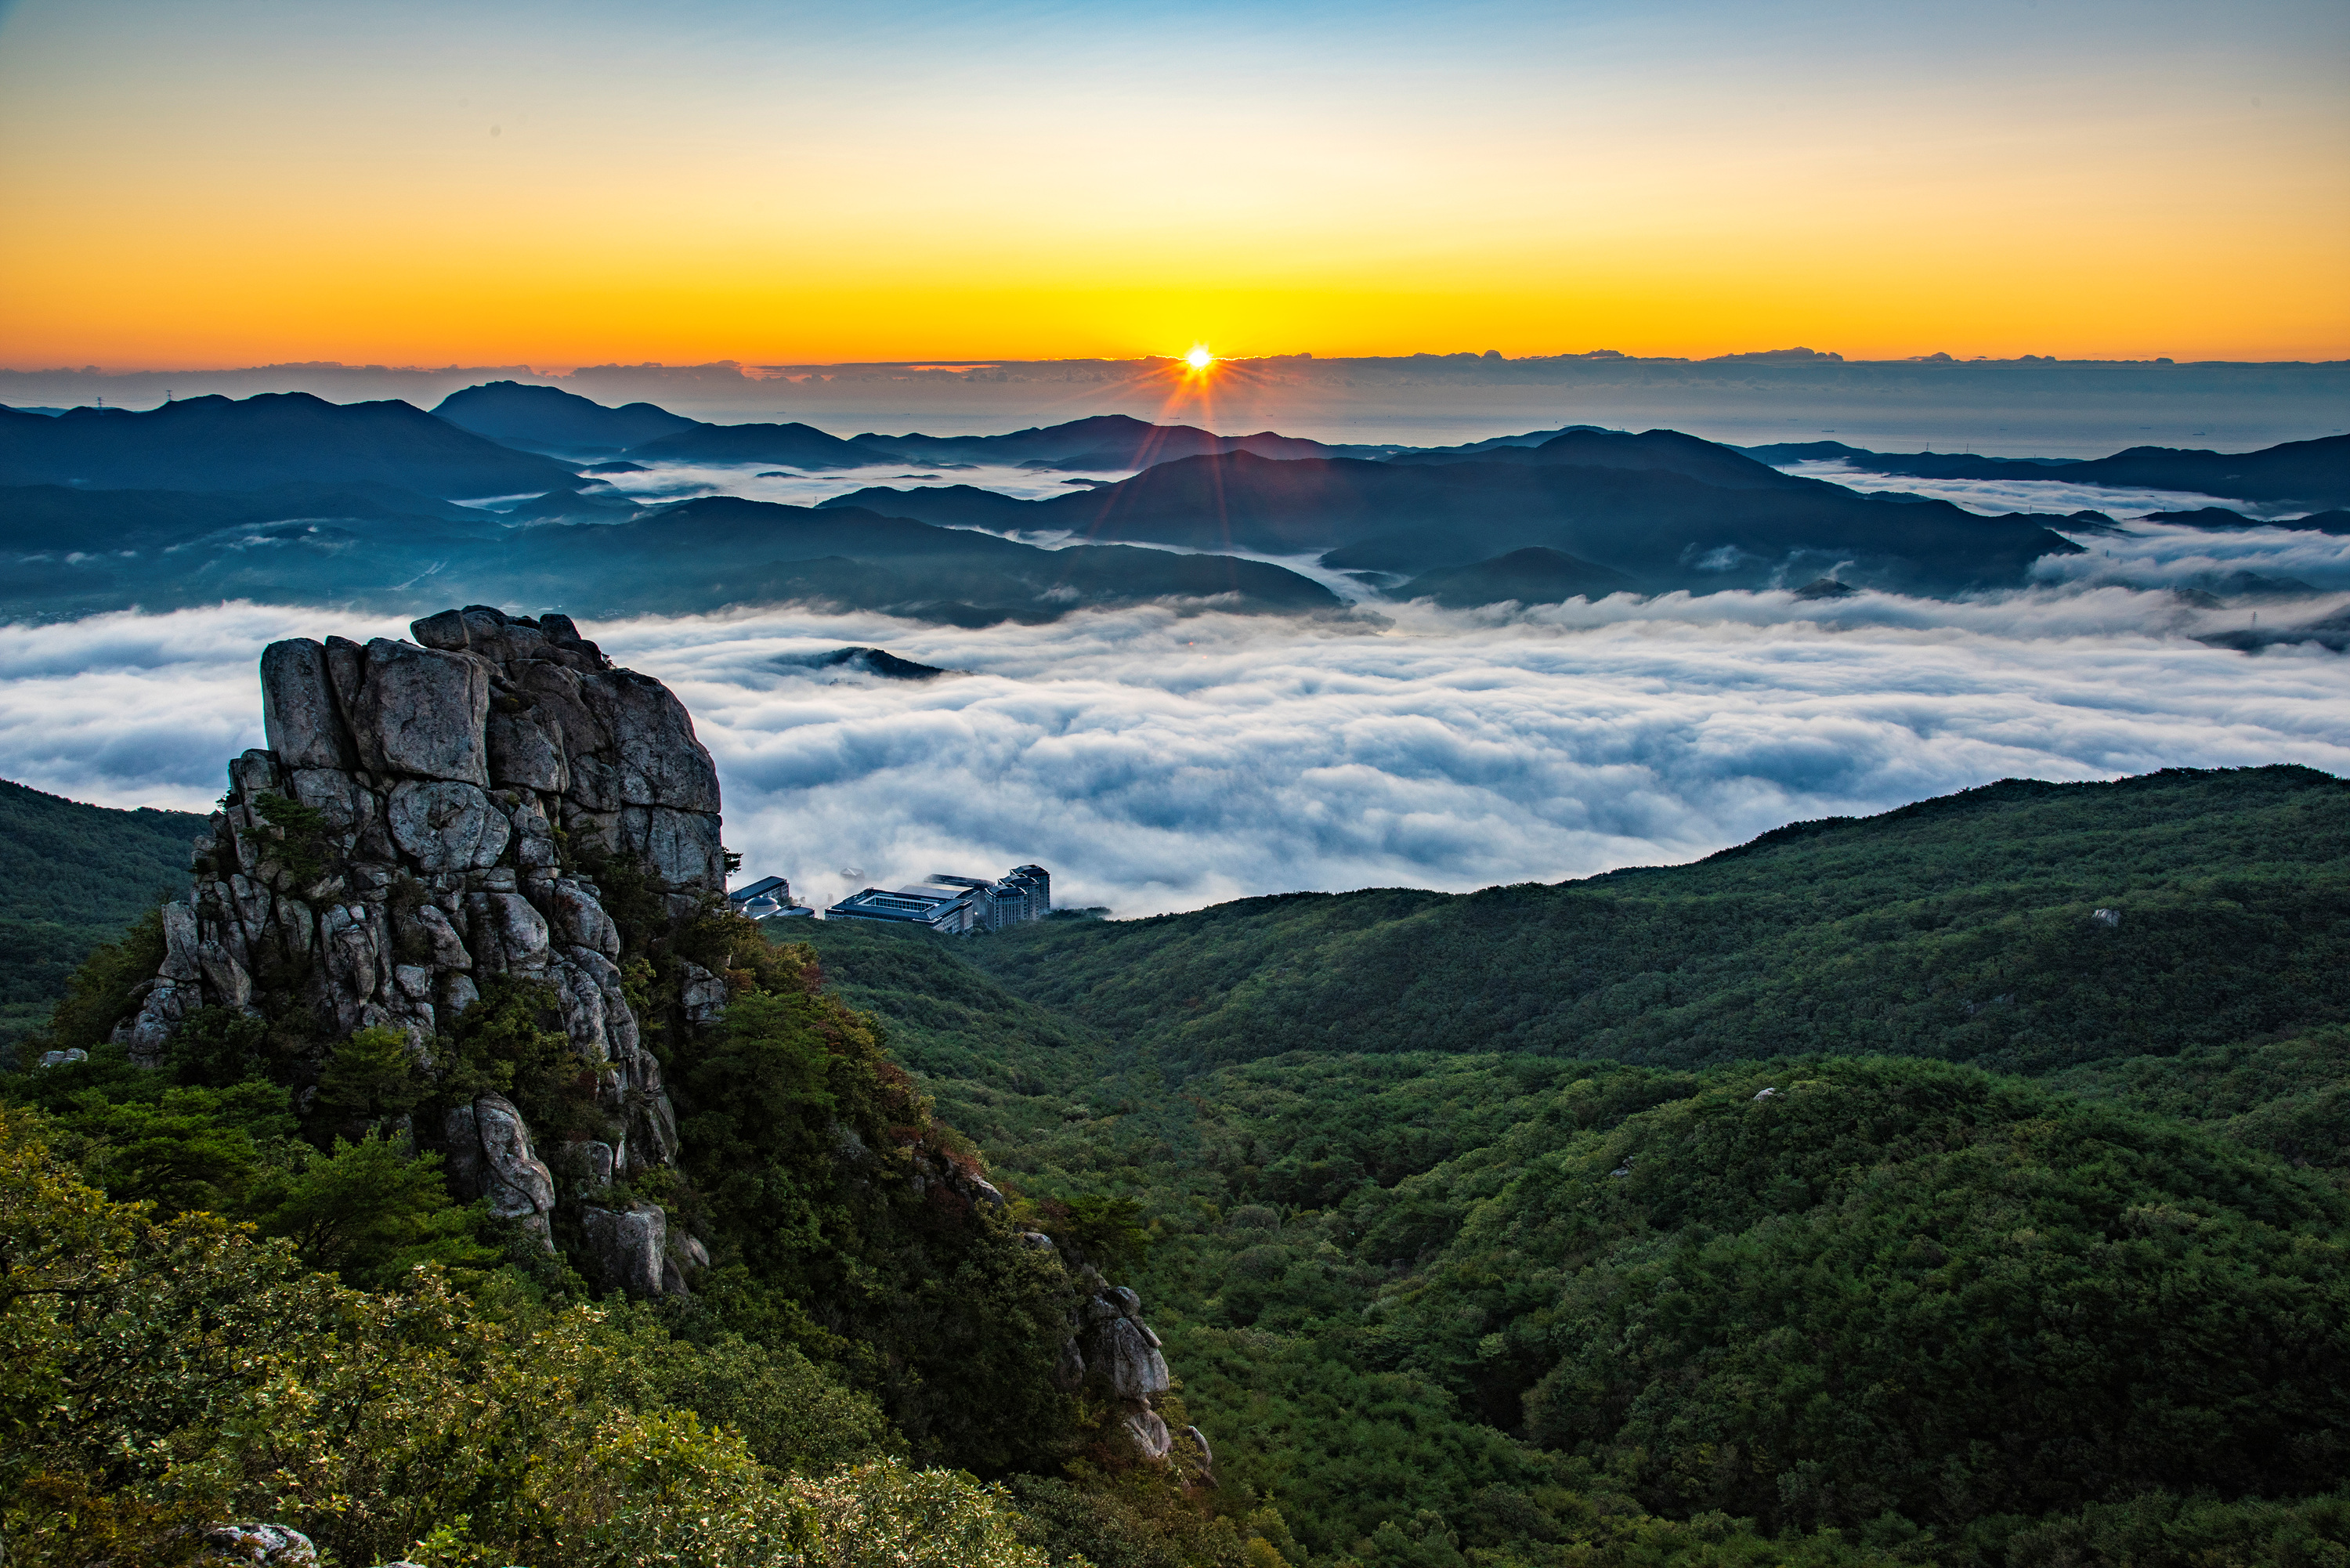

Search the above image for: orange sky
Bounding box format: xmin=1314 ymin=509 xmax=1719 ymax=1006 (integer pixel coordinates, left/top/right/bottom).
xmin=2 ymin=0 xmax=2344 ymax=368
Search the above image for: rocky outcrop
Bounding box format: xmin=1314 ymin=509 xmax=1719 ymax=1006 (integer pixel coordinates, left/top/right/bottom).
xmin=114 ymin=605 xmax=724 ymax=1294
xmin=1057 ymin=1278 xmax=1189 ymax=1466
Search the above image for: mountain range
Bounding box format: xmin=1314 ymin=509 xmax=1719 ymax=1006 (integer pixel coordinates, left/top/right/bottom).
xmin=0 ymin=392 xmax=578 ymax=497
xmin=827 ymin=439 xmax=2084 ymax=595
xmin=3 ymin=384 xmax=2346 ymax=621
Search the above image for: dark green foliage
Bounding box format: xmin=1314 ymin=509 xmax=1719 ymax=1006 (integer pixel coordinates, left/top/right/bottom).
xmin=48 ymin=1080 xmax=295 ymax=1216
xmin=240 ymin=1132 xmax=497 ymax=1288
xmin=1432 ymin=1060 xmax=2346 ymax=1529
xmin=615 ymin=1317 xmax=901 ymax=1472
xmin=2049 ymin=1025 xmax=2350 ymax=1174
xmin=0 ymin=779 xmax=203 ymax=1057
xmin=313 ymin=1024 xmax=425 ymax=1125
xmin=970 ymin=767 xmax=2350 ymax=1076
xmin=248 ymin=791 xmax=332 ymax=884
xmin=165 ymin=1005 xmax=273 ymax=1088
xmin=667 ymin=936 xmax=1081 ymax=1473
xmin=36 ymin=906 xmax=165 ymax=1057
xmin=445 ymin=971 xmax=612 ymax=1143
xmin=791 ymin=915 xmax=1115 ymax=1152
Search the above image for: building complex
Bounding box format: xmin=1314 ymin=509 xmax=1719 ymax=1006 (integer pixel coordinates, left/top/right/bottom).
xmin=825 ymin=865 xmax=1050 ymax=934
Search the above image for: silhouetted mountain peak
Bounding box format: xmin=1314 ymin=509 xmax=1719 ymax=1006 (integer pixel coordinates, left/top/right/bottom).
xmin=432 ymin=380 xmax=703 ymax=457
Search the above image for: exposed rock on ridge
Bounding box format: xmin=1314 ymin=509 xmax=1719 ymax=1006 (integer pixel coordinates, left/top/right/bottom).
xmin=114 ymin=605 xmax=725 ymax=1288
xmin=1040 ymin=1251 xmax=1200 ymax=1471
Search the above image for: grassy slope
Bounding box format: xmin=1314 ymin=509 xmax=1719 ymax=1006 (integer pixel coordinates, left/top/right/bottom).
xmin=0 ymin=779 xmax=206 ymax=1055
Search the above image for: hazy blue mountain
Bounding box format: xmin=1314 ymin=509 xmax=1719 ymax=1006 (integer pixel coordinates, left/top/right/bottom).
xmin=431 ymin=380 xmax=703 ymax=457
xmin=2141 ymin=506 xmax=2350 ymax=533
xmin=1379 ymin=423 xmax=1612 ymax=456
xmin=1387 ymin=425 xmax=1821 ymax=490
xmin=0 ymin=392 xmax=580 ymax=497
xmin=833 ymin=444 xmax=2082 ymax=595
xmin=0 ymin=481 xmax=497 ymax=553
xmin=2055 ymin=432 xmax=2350 ymax=505
xmin=822 ymin=482 xmax=1044 ymax=532
xmin=623 ymin=421 xmax=912 ymax=468
xmin=1741 ymin=432 xmax=2350 ymax=507
xmin=862 ymin=413 xmax=1357 ymax=469
xmin=0 ymin=483 xmax=1336 ymax=623
xmin=1391 ymin=546 xmax=1640 ymax=606
xmin=1736 ymin=439 xmax=2081 ymax=472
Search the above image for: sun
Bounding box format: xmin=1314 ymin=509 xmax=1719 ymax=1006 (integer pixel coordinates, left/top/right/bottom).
xmin=1183 ymin=345 xmax=1214 ymax=372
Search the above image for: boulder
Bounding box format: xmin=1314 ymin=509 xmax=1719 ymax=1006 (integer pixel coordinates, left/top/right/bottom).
xmin=465 ymin=891 xmax=550 ymax=974
xmin=201 ymin=1523 xmax=318 ymax=1566
xmin=546 ymin=877 xmax=620 ymax=957
xmin=408 ymin=902 xmax=472 ymax=969
xmin=351 ymin=638 xmax=490 ymax=784
xmin=158 ymin=901 xmax=202 ymax=981
xmin=197 ymin=934 xmax=253 ymax=1009
xmin=1184 ymin=1425 xmax=1213 ymax=1468
xmin=386 ymin=779 xmax=510 ymax=872
xmin=1094 ymin=1316 xmax=1171 ymax=1398
xmin=1052 ymin=1336 xmax=1086 ymax=1389
xmin=580 ymin=670 xmax=721 ymax=811
xmin=581 ymin=1200 xmax=669 ymax=1296
xmin=410 ymin=609 xmax=470 ymax=651
xmin=319 ymin=903 xmax=386 ymax=1029
xmin=487 ymin=706 xmax=569 ymax=793
xmin=620 ymin=804 xmax=725 ymax=892
xmin=286 ymin=767 xmax=363 ymax=834
xmin=551 ymin=1139 xmax=616 ymax=1194
xmin=679 ymin=961 xmax=727 ymax=1024
xmin=1123 ymin=1407 xmax=1173 ymax=1461
xmin=443 ymin=1093 xmax=555 ymax=1245
xmin=259 ymin=639 xmax=355 ymax=771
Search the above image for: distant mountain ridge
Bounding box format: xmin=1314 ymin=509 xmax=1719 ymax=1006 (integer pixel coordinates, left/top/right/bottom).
xmin=4 ymin=382 xmax=2340 ymax=620
xmin=830 ymin=443 xmax=2081 ymax=596
xmin=0 ymin=480 xmax=1339 ymax=625
xmin=0 ymin=392 xmax=579 ymax=497
xmin=1743 ymin=432 xmax=2350 ymax=507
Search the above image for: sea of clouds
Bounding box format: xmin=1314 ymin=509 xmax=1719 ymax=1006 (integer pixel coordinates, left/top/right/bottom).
xmin=3 ymin=577 xmax=2345 ymax=918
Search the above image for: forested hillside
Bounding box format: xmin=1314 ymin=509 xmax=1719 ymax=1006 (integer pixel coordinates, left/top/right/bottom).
xmin=7 ymin=764 xmax=2348 ymax=1566
xmin=965 ymin=766 xmax=2350 ymax=1075
xmin=0 ymin=779 xmax=205 ymax=1054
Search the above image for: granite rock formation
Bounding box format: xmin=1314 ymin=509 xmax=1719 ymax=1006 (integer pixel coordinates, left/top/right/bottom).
xmin=114 ymin=605 xmax=723 ymax=1289
xmin=1040 ymin=1257 xmax=1196 ymax=1468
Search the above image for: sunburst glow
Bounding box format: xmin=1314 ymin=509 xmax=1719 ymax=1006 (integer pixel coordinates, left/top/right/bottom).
xmin=1183 ymin=345 xmax=1214 ymax=372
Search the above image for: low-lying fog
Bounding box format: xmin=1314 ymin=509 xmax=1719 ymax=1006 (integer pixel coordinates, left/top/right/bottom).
xmin=5 ymin=577 xmax=2344 ymax=918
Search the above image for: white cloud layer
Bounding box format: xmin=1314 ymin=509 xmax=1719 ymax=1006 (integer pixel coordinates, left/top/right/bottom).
xmin=4 ymin=584 xmax=2345 ymax=918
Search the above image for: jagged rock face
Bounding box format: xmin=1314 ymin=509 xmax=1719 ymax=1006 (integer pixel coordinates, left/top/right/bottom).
xmin=115 ymin=608 xmax=720 ymax=1275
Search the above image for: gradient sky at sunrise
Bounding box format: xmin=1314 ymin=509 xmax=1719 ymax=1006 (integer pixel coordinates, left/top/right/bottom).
xmin=1 ymin=0 xmax=2344 ymax=368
